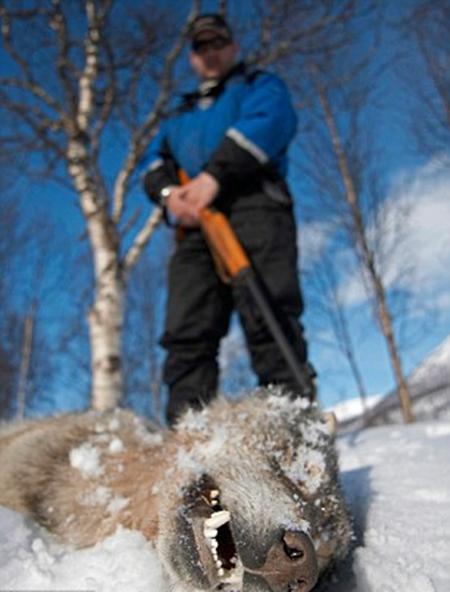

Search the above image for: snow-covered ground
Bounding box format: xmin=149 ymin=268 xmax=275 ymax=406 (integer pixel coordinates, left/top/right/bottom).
xmin=329 ymin=333 xmax=450 ymax=431
xmin=1 ymin=420 xmax=449 ymax=591
xmin=326 ymin=393 xmax=383 ymax=423
xmin=335 ymin=421 xmax=450 ymax=592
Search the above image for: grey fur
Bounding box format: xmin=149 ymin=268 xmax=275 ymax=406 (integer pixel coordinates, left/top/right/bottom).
xmin=0 ymin=390 xmax=352 ymax=591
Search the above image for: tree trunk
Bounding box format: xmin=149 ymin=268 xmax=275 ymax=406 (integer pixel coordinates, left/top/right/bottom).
xmin=323 ymin=258 xmax=370 ymax=421
xmin=88 ymin=272 xmax=125 ymax=411
xmin=315 ymin=77 xmax=415 ymax=424
xmin=16 ymin=305 xmax=36 ymax=420
xmin=370 ymin=274 xmax=414 ymax=424
xmin=84 ymin=214 xmax=125 ymax=410
xmin=68 ymin=138 xmax=125 ymax=410
xmin=339 ymin=311 xmax=370 ymax=422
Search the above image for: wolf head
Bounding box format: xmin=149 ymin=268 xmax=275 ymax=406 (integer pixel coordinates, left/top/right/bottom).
xmin=0 ymin=389 xmax=351 ymax=592
xmin=156 ymin=391 xmax=352 ymax=592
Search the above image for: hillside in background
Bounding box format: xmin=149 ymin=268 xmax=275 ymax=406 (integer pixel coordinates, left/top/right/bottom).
xmin=333 ymin=335 xmax=450 ymax=431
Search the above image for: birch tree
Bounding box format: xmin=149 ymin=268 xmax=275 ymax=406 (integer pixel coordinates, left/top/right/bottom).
xmin=0 ymin=0 xmax=363 ymax=411
xmin=0 ymin=1 xmax=200 ymax=410
xmin=304 ymin=248 xmax=370 ymax=420
xmin=303 ymin=55 xmax=415 ymax=423
xmin=0 ymin=345 xmax=15 ymax=420
xmin=0 ymin=193 xmax=69 ymax=417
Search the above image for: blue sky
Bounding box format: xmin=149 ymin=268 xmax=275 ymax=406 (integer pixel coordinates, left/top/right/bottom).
xmin=220 ymin=155 xmax=450 ymax=407
xmin=2 ymin=1 xmax=449 ymax=414
xmin=216 ymin=1 xmax=450 ymax=406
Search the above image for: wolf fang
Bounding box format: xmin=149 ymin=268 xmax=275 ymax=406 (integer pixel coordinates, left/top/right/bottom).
xmin=0 ymin=391 xmax=352 ymax=591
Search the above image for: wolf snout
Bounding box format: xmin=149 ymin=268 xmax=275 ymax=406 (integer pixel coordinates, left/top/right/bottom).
xmin=244 ymin=530 xmax=318 ymax=592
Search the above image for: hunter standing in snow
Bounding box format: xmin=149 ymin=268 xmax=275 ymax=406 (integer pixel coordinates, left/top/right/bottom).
xmin=143 ymin=14 xmax=315 ymax=423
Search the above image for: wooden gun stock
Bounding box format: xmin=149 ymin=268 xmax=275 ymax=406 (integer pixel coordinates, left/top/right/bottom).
xmin=177 ymin=169 xmax=250 ymax=279
xmin=176 ymin=169 xmax=314 ymax=399
xmin=199 ymin=209 xmax=250 ymax=278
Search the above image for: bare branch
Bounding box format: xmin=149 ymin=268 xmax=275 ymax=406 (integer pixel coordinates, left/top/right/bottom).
xmin=76 ymin=0 xmax=102 ymax=131
xmin=396 ymin=1 xmax=450 ymax=154
xmin=218 ymin=0 xmax=228 ymax=17
xmin=0 ymin=7 xmax=68 ymax=121
xmin=111 ymin=1 xmax=201 ymax=224
xmin=248 ymin=0 xmax=358 ymax=67
xmin=309 ymin=65 xmax=414 ymax=423
xmin=48 ymin=0 xmax=78 ymax=117
xmin=122 ymin=207 xmax=164 ymax=274
xmin=416 ymin=33 xmax=450 ymax=129
xmin=306 ymin=251 xmax=369 ymax=415
xmin=0 ymin=91 xmax=65 ymax=158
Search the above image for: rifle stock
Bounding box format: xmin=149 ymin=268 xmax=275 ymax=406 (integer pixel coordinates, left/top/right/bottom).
xmin=178 ymin=170 xmax=250 ymax=278
xmin=199 ymin=209 xmax=250 ymax=278
xmin=176 ymin=170 xmax=313 ymax=398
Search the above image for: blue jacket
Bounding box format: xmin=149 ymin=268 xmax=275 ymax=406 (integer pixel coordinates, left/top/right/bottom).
xmin=143 ymin=62 xmax=298 ymax=204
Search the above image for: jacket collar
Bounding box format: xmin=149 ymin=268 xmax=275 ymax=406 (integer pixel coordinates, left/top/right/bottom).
xmin=182 ymin=62 xmax=247 ymax=108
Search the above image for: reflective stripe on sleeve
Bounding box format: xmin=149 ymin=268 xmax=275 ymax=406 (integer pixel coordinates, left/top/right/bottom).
xmin=226 ymin=128 xmax=269 ymax=164
xmin=147 ymin=158 xmax=164 ymax=172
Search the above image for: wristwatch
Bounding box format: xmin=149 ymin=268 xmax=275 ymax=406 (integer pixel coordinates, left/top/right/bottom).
xmin=159 ymin=186 xmax=173 ymax=206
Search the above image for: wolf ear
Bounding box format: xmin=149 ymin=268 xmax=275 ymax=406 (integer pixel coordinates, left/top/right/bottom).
xmin=323 ymin=412 xmax=338 ymax=438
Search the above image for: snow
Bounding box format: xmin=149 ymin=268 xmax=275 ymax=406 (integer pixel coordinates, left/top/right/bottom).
xmin=408 ymin=334 xmax=450 ymax=384
xmin=284 ymin=446 xmax=326 ymax=494
xmin=1 ymin=421 xmax=450 ymax=591
xmin=108 ymin=437 xmax=124 ymax=453
xmin=69 ymin=442 xmax=103 ymax=477
xmin=79 ymin=486 xmax=129 ymax=516
xmin=329 ymin=333 xmax=450 ymax=429
xmin=0 ymin=515 xmax=165 ymax=591
xmin=337 ymin=421 xmax=450 ymax=592
xmin=327 ymin=394 xmax=384 ymax=423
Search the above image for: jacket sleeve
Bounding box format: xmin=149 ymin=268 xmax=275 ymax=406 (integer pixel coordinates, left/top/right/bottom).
xmin=203 ymin=73 xmax=298 ymax=189
xmin=141 ymin=123 xmax=179 ymax=205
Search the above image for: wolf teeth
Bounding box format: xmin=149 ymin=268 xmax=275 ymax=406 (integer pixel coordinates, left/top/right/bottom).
xmin=204 ymin=510 xmax=230 ymax=529
xmin=203 ymin=527 xmax=218 ymax=539
xmin=203 ymin=507 xmax=235 ymax=580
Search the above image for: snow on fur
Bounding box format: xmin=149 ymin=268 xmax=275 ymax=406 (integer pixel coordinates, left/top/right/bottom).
xmin=1 ymin=415 xmax=449 ymax=590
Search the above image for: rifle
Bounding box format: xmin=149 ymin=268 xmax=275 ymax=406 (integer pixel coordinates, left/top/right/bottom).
xmin=199 ymin=208 xmax=314 ymax=399
xmin=177 ymin=170 xmax=314 ymax=399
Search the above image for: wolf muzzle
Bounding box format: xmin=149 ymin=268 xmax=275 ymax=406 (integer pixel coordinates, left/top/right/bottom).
xmin=241 ymin=529 xmax=318 ymax=592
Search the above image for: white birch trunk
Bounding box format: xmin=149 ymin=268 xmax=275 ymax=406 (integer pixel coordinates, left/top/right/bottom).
xmin=1 ymin=1 xmax=196 ymax=411
xmin=66 ymin=1 xmax=125 ymax=410
xmin=85 ymin=212 xmax=125 ymax=410
xmin=88 ymin=269 xmax=125 ymax=411
xmin=68 ymin=138 xmax=124 ymax=410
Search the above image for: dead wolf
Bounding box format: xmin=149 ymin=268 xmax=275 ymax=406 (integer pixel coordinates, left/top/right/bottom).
xmin=0 ymin=390 xmax=352 ymax=592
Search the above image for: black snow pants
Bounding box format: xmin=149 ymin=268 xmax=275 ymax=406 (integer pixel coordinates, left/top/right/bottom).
xmin=160 ymin=195 xmax=312 ymax=423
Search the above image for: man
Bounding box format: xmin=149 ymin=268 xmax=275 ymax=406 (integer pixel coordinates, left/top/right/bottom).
xmin=143 ymin=14 xmax=315 ymax=423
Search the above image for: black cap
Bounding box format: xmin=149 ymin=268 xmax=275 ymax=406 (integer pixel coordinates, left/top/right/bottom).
xmin=187 ymin=14 xmax=233 ymax=42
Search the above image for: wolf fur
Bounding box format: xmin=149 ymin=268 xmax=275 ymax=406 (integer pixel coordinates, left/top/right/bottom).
xmin=0 ymin=390 xmax=352 ymax=592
